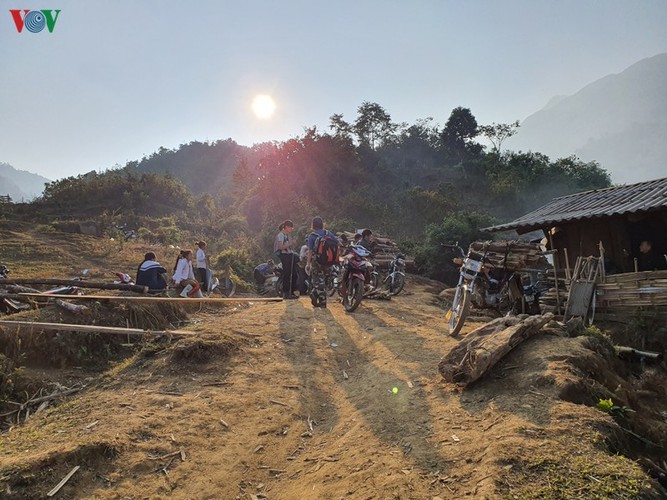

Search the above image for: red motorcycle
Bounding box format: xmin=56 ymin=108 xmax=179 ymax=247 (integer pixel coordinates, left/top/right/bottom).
xmin=341 ymin=245 xmax=373 ymax=312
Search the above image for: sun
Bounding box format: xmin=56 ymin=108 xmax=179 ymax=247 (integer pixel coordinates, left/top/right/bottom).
xmin=252 ymin=94 xmax=276 ymax=119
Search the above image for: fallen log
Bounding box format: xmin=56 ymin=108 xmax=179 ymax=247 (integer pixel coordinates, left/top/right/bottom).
xmin=2 ymin=284 xmax=42 ymax=294
xmin=615 ymin=346 xmax=663 ymax=362
xmin=0 ymin=278 xmax=148 ymax=294
xmin=54 ymin=299 xmax=91 ymax=316
xmin=439 ymin=313 xmax=554 ymax=386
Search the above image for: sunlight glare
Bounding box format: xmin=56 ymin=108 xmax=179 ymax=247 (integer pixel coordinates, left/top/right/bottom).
xmin=252 ymin=94 xmax=276 ymax=119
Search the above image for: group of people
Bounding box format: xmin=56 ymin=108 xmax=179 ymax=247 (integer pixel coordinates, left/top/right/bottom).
xmin=135 ymin=240 xmax=210 ymax=298
xmin=271 ymin=217 xmax=375 ymax=308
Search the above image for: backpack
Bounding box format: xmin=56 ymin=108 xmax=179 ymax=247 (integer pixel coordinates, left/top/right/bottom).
xmin=312 ymin=231 xmax=339 ymax=266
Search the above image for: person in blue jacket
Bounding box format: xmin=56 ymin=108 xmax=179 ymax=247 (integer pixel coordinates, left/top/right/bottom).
xmin=136 ymin=252 xmax=167 ymax=290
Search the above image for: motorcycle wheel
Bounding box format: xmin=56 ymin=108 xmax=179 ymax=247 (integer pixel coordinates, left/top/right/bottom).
xmin=343 ymin=277 xmax=364 ymax=313
xmin=369 ymin=271 xmax=379 ymax=290
xmin=448 ymin=286 xmax=470 ymax=336
xmin=389 ymin=273 xmax=405 ymax=296
xmin=326 ymin=274 xmax=337 ymax=297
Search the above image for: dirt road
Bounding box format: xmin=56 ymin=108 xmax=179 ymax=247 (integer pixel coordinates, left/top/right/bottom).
xmin=0 ymin=275 xmax=655 ymax=498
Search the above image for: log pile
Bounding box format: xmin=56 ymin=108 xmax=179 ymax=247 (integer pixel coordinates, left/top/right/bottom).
xmin=439 ymin=313 xmax=554 ymax=387
xmin=337 ymin=231 xmax=415 ymax=271
xmin=597 ymin=270 xmax=667 ymax=309
xmin=469 ymin=241 xmax=549 ymax=271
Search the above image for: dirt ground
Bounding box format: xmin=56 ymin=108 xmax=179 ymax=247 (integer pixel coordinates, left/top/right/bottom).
xmin=0 ymin=230 xmax=664 ymax=498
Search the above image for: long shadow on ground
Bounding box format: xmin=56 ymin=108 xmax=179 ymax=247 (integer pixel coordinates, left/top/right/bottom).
xmin=345 ymin=306 xmax=444 ymax=376
xmin=317 ymin=307 xmax=451 ymax=473
xmin=279 ymin=300 xmax=340 ymax=432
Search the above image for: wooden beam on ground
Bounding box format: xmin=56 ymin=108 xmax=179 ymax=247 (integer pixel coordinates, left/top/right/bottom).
xmin=0 ymin=320 xmax=196 ymax=336
xmin=17 ymin=293 xmax=283 ymax=303
xmin=0 ymin=278 xmax=148 ymax=294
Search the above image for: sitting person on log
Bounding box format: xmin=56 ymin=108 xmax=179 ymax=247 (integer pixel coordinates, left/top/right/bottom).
xmin=136 ymin=252 xmax=167 ymax=291
xmin=172 ymin=250 xmax=203 ymax=298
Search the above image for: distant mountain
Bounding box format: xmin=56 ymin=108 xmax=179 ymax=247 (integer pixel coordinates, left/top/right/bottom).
xmin=0 ymin=163 xmax=50 ymax=201
xmin=509 ymin=53 xmax=667 ymax=184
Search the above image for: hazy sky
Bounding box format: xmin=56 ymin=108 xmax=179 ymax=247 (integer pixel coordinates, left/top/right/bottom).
xmin=1 ymin=0 xmax=666 ymax=180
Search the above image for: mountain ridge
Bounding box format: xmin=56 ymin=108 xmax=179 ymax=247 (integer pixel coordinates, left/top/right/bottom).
xmin=0 ymin=162 xmax=51 ymax=201
xmin=509 ymin=53 xmax=667 ymax=183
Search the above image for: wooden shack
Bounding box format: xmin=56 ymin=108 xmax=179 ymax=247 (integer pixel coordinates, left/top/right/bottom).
xmin=484 ymin=177 xmax=667 ymax=318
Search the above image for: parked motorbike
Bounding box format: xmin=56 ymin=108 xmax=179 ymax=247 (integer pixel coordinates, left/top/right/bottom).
xmin=115 ymin=224 xmax=137 ymax=241
xmin=327 ymin=264 xmax=341 ymax=297
xmin=384 ymin=254 xmax=406 ymax=295
xmin=444 ymin=243 xmax=539 ymax=335
xmin=342 ymin=245 xmax=373 ymax=312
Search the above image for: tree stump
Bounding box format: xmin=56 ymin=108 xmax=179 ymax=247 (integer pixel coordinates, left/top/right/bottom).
xmin=439 ymin=313 xmax=554 ymax=386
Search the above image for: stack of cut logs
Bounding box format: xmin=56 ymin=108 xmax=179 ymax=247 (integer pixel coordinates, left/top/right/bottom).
xmin=469 ymin=241 xmax=549 ymax=271
xmin=337 ymin=232 xmax=415 ymax=271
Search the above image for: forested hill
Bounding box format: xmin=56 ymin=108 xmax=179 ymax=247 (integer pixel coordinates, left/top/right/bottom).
xmin=121 ymin=104 xmax=609 ymax=229
xmin=24 ymin=104 xmax=610 ymax=281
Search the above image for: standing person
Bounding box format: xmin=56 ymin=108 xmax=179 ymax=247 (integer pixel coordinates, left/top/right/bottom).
xmin=136 ymin=252 xmax=167 ymax=290
xmin=195 ymin=241 xmax=210 ymax=293
xmin=172 ymin=250 xmax=202 ymax=298
xmin=274 ymin=220 xmax=299 ymax=299
xmin=306 ymin=216 xmax=339 ymax=308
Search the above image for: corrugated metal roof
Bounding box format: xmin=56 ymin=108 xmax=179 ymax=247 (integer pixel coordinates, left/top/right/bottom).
xmin=485 ymin=176 xmax=667 ymax=233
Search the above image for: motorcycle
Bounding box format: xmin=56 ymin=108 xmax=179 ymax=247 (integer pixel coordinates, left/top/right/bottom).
xmin=115 ymin=224 xmax=137 ymax=241
xmin=327 ymin=264 xmax=341 ymax=297
xmin=382 ymin=254 xmax=406 ymax=295
xmin=444 ymin=243 xmax=539 ymax=336
xmin=341 ymin=245 xmax=373 ymax=312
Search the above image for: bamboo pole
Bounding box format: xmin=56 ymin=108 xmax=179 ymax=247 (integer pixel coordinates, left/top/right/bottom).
xmin=0 ymin=278 xmax=148 ymax=294
xmin=0 ymin=320 xmax=195 ymax=336
xmin=17 ymin=293 xmax=283 ymax=303
xmin=563 ymin=247 xmax=571 ymax=282
xmin=549 ymin=231 xmax=561 ymax=315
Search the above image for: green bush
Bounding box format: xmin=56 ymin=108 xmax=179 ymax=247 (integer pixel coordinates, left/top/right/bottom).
xmin=413 ymin=211 xmax=496 ymax=282
xmin=212 ymin=247 xmax=255 ymax=282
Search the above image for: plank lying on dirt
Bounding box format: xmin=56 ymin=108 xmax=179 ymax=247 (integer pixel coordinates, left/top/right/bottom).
xmin=0 ymin=320 xmax=196 ymax=336
xmin=0 ymin=278 xmax=148 ymax=293
xmin=17 ymin=293 xmax=283 ymax=303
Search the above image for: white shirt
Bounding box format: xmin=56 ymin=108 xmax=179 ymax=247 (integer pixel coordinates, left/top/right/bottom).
xmin=173 ymin=258 xmax=195 ymax=283
xmin=196 ymin=248 xmax=207 ymax=269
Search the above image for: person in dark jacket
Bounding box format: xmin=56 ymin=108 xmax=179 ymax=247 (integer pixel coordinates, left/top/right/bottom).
xmin=136 ymin=252 xmax=167 ymax=290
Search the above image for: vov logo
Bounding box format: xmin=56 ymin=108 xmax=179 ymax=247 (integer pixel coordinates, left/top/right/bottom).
xmin=10 ymin=10 xmax=61 ymax=33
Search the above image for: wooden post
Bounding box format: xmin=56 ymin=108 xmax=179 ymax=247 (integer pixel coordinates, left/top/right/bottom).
xmin=549 ymin=231 xmax=561 ymax=315
xmin=598 ymin=241 xmax=606 ymax=284
xmin=563 ymin=247 xmax=571 ymax=283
